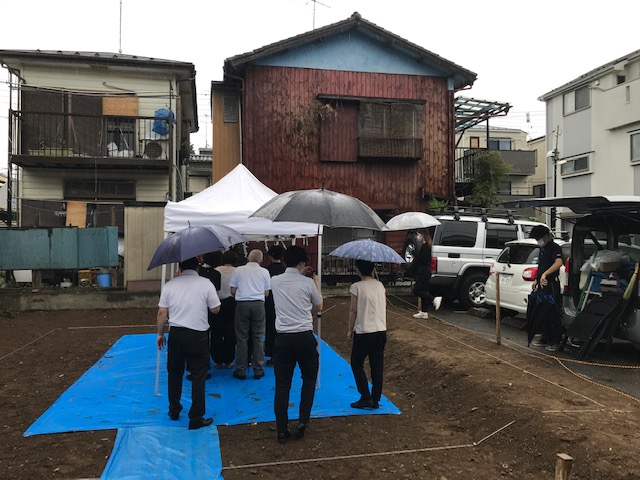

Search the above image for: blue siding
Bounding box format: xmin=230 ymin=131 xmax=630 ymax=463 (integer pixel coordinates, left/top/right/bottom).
xmin=254 ymin=30 xmax=448 ymax=77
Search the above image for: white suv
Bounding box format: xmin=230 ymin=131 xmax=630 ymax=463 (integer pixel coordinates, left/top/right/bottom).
xmin=404 ymin=211 xmax=548 ymax=310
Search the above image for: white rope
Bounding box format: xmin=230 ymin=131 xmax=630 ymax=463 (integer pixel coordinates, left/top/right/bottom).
xmin=386 ymin=303 xmax=606 ymax=408
xmin=0 ymin=328 xmax=59 ymax=362
xmin=223 ymin=421 xmax=515 ymax=471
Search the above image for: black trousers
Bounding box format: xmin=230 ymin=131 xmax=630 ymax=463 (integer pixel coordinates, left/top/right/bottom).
xmin=273 ymin=331 xmax=318 ymax=434
xmin=351 ymin=331 xmax=386 ymax=402
xmin=541 ymin=279 xmax=563 ymax=345
xmin=264 ymin=296 xmax=277 ymax=358
xmin=210 ymin=297 xmax=236 ymax=365
xmin=413 ymin=271 xmax=434 ymax=308
xmin=167 ymin=327 xmax=209 ymax=421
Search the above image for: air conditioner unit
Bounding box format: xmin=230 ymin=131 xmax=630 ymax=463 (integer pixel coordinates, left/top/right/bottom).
xmin=140 ymin=139 xmax=168 ymax=159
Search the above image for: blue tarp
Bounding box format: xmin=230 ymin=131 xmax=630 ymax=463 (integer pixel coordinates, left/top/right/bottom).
xmin=100 ymin=426 xmax=223 ymax=480
xmin=153 ymin=108 xmax=175 ymax=136
xmin=25 ymin=333 xmax=400 ymax=436
xmin=26 ymin=333 xmax=400 ymax=479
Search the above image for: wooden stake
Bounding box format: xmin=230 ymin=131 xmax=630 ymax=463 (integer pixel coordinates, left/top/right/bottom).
xmin=495 ymin=273 xmax=501 ymax=345
xmin=555 ymin=453 xmax=573 ymax=480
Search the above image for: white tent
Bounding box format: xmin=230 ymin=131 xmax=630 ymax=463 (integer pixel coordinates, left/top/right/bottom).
xmin=164 ymin=164 xmax=320 ymax=238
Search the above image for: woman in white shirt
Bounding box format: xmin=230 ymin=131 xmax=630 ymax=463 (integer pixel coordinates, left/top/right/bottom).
xmin=347 ymin=259 xmax=387 ymax=409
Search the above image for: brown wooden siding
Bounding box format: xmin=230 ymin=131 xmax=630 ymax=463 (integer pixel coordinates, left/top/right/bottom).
xmin=241 ymin=66 xmax=453 ymax=217
xmin=211 ymin=88 xmax=241 ymax=182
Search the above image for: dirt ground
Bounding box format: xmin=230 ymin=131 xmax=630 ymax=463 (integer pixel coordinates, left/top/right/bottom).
xmin=1 ymin=295 xmax=640 ymax=480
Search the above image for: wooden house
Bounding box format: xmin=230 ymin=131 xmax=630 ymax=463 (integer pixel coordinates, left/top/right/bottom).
xmin=211 ymin=12 xmax=477 ymax=218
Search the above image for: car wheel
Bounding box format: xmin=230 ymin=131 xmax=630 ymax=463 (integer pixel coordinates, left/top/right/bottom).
xmin=458 ymin=272 xmax=488 ymax=310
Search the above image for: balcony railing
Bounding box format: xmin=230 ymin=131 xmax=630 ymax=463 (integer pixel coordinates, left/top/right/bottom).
xmin=9 ymin=110 xmax=174 ymax=168
xmin=455 ymin=147 xmax=536 ymax=183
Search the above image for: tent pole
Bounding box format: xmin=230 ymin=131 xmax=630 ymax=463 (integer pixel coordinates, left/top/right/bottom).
xmin=316 ymin=230 xmax=322 ymax=388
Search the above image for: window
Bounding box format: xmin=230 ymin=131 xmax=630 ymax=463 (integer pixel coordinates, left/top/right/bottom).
xmin=617 ymin=74 xmax=626 ymax=85
xmin=107 ymin=118 xmax=135 ymax=152
xmin=488 ymin=138 xmax=512 ymax=150
xmin=560 ymin=156 xmax=589 ymax=175
xmin=563 ymin=85 xmax=590 ymax=114
xmin=632 ymin=132 xmax=640 ymax=162
xmin=498 ymin=181 xmax=512 ymax=194
xmin=485 ymin=223 xmax=518 ymax=250
xmin=223 ymin=94 xmax=239 ymax=123
xmin=435 ymin=220 xmax=477 ymax=247
xmin=470 ymin=136 xmax=480 ymax=148
xmin=358 ymin=102 xmax=423 ymax=159
xmin=64 ymin=180 xmax=136 ymax=200
xmin=532 ymin=184 xmax=546 ymax=197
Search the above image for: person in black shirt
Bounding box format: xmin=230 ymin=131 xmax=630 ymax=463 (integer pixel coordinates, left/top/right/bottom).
xmin=408 ymin=229 xmax=442 ymax=319
xmin=529 ymin=225 xmax=564 ymax=351
xmin=264 ymin=245 xmax=287 ymax=366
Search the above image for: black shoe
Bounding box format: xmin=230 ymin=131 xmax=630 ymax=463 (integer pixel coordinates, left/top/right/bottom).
xmin=188 ymin=417 xmax=213 ymax=430
xmin=350 ymin=398 xmax=377 ymax=409
xmin=266 ymin=358 xmax=274 ymax=366
xmin=277 ymin=430 xmax=291 ymax=444
xmin=233 ymin=371 xmax=247 ymax=380
xmin=254 ymin=372 xmax=265 ymax=380
xmin=292 ymin=423 xmax=307 ymax=439
xmin=168 ymin=411 xmax=180 ymax=421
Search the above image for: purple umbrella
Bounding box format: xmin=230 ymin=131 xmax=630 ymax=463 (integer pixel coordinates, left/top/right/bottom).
xmin=147 ymin=225 xmax=246 ymax=270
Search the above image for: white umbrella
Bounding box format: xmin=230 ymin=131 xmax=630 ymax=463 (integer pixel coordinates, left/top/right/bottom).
xmin=385 ymin=211 xmax=441 ymax=231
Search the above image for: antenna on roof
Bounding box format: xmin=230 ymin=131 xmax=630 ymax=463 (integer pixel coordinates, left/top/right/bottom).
xmin=118 ymin=0 xmax=123 ymax=54
xmin=308 ymin=0 xmax=330 ymax=29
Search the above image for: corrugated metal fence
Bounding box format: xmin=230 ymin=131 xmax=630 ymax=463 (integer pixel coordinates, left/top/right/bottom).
xmin=0 ymin=227 xmax=118 ymax=270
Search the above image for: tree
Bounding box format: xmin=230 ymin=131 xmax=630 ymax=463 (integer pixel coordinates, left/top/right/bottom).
xmin=467 ymin=151 xmax=511 ymax=208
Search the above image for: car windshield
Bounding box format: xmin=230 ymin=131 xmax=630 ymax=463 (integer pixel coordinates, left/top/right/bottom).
xmin=497 ymin=244 xmax=539 ymax=264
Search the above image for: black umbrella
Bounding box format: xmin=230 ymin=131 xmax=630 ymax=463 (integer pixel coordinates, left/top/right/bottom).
xmin=249 ymin=187 xmax=387 ymax=230
xmin=526 ymin=289 xmax=558 ymax=346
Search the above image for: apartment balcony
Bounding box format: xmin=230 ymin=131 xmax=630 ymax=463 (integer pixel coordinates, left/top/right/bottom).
xmin=9 ymin=111 xmax=174 ymax=170
xmin=454 ymin=147 xmax=536 ymax=183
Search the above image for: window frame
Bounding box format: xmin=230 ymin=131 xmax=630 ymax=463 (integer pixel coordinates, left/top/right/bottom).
xmin=563 ymin=85 xmax=591 ymax=115
xmin=560 ymin=155 xmax=590 ymax=176
xmin=631 ymin=132 xmax=640 ymax=163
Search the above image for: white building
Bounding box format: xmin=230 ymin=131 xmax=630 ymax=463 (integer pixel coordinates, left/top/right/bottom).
xmin=539 ymin=48 xmax=640 ymax=232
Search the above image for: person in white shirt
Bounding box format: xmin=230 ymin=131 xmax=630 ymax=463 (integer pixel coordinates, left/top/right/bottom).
xmin=347 ymin=260 xmax=387 ymax=410
xmin=156 ymin=257 xmax=221 ymax=430
xmin=229 ymin=249 xmax=271 ymax=380
xmin=270 ymin=246 xmax=323 ymax=444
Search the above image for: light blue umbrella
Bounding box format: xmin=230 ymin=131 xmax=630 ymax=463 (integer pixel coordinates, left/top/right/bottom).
xmin=147 ymin=225 xmax=246 ymax=270
xmin=329 ymin=239 xmax=405 ymax=264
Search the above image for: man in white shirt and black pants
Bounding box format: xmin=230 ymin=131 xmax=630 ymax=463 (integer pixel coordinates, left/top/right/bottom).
xmin=156 ymin=257 xmax=221 ymax=430
xmin=270 ymin=246 xmax=323 ymax=444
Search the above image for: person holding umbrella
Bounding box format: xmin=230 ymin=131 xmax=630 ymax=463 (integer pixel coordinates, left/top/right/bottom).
xmin=347 ymin=259 xmax=387 ymax=410
xmin=156 ymin=257 xmax=221 ymax=430
xmin=270 ymin=246 xmax=323 ymax=444
xmin=407 ymin=229 xmax=442 ymax=319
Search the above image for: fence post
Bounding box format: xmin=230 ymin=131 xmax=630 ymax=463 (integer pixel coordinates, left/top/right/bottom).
xmin=555 ymin=453 xmax=573 ymax=480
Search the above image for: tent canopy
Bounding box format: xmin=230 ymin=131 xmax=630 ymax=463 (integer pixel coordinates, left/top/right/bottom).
xmin=164 ymin=164 xmax=320 ymax=238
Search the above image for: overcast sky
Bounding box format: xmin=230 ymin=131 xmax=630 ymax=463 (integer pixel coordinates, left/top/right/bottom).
xmin=1 ymin=0 xmax=639 ymax=175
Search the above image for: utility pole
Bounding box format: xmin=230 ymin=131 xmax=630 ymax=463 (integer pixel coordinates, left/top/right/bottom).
xmin=550 ymin=126 xmax=560 ymax=232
